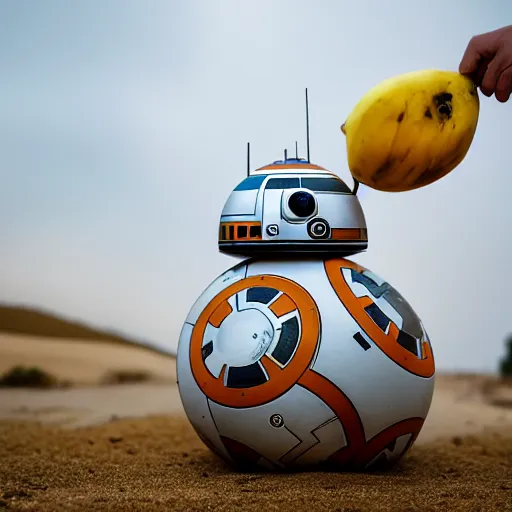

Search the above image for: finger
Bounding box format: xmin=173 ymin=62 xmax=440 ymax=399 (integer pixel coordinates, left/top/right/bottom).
xmin=495 ymin=65 xmax=512 ymax=102
xmin=459 ymin=36 xmax=486 ymax=74
xmin=459 ymin=33 xmax=501 ymax=74
xmin=474 ymin=58 xmax=490 ymax=87
xmin=481 ymin=43 xmax=512 ymax=96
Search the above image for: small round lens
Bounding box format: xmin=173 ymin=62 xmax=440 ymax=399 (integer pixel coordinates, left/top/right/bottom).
xmin=288 ymin=191 xmax=316 ymax=218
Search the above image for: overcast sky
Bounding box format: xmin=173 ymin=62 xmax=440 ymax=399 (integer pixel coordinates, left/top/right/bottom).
xmin=1 ymin=0 xmax=511 ymax=372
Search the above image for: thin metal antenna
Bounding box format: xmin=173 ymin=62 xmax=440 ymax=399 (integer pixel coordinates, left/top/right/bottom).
xmin=247 ymin=142 xmax=250 ymax=176
xmin=352 ymin=177 xmax=360 ymax=195
xmin=284 ymin=148 xmax=288 ymax=161
xmin=295 ymin=141 xmax=298 ymax=159
xmin=305 ymin=88 xmax=310 ymax=163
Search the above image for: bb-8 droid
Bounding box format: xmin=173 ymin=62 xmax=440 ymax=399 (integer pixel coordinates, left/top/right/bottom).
xmin=177 ymin=156 xmax=435 ymax=472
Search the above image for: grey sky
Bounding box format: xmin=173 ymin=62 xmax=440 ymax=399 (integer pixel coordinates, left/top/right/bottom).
xmin=0 ymin=0 xmax=510 ymax=372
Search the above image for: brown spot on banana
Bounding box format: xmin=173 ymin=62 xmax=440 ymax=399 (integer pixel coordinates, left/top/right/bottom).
xmin=433 ymin=93 xmax=453 ymax=120
xmin=412 ymin=167 xmax=446 ymax=188
xmin=341 ymin=123 xmax=346 ymax=135
xmin=404 ymin=166 xmax=416 ymax=179
xmin=397 ymin=112 xmax=404 ymax=123
xmin=424 ymin=107 xmax=433 ymax=119
xmin=398 ymin=147 xmax=412 ymax=163
xmin=373 ymin=158 xmax=393 ymax=180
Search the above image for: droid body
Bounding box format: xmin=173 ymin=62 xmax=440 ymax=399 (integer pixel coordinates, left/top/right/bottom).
xmin=177 ymin=94 xmax=435 ymax=471
xmin=177 ymin=257 xmax=435 ymax=471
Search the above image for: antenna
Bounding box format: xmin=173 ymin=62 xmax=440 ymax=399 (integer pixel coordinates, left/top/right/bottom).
xmin=352 ymin=177 xmax=360 ymax=196
xmin=284 ymin=148 xmax=288 ymax=161
xmin=295 ymin=141 xmax=298 ymax=159
xmin=305 ymin=88 xmax=310 ymax=163
xmin=247 ymin=142 xmax=250 ymax=176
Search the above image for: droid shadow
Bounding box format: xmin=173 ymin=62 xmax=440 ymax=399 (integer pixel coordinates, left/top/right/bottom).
xmin=202 ymin=453 xmax=412 ymax=476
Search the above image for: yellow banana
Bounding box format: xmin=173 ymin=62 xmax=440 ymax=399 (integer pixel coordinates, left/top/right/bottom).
xmin=341 ymin=70 xmax=480 ymax=192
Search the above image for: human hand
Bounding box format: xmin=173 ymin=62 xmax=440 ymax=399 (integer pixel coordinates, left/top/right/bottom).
xmin=459 ymin=25 xmax=512 ymax=102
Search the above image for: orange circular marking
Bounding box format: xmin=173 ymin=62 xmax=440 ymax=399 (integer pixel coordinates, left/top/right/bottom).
xmin=190 ymin=275 xmax=320 ymax=408
xmin=270 ymin=294 xmax=296 ymax=317
xmin=209 ymin=300 xmax=232 ymax=328
xmin=324 ymin=259 xmax=435 ymax=378
xmin=259 ymin=355 xmax=282 ymax=379
xmin=358 ymin=296 xmax=374 ymax=308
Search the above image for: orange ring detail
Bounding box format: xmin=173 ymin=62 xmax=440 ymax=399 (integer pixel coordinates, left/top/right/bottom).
xmin=190 ymin=275 xmax=320 ymax=408
xmin=352 ymin=417 xmax=424 ymax=467
xmin=324 ymin=259 xmax=435 ymax=378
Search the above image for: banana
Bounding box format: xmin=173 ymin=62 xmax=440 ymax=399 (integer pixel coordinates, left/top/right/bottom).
xmin=341 ymin=70 xmax=480 ymax=192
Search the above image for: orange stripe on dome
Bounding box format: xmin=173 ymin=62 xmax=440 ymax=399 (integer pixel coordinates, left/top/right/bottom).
xmin=255 ymin=163 xmax=329 ymax=171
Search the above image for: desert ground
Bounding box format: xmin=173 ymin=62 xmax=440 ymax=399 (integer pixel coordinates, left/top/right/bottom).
xmin=1 ymin=329 xmax=511 ymax=511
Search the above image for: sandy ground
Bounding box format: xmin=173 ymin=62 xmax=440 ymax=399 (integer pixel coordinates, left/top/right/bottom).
xmin=0 ymin=333 xmax=511 ymax=511
xmin=2 ymin=374 xmax=512 ymax=444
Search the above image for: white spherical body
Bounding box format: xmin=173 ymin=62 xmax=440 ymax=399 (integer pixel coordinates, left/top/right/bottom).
xmin=177 ymin=257 xmax=435 ymax=472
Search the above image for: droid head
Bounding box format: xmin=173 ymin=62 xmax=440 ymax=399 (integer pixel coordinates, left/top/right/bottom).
xmin=218 ymin=156 xmax=368 ymax=258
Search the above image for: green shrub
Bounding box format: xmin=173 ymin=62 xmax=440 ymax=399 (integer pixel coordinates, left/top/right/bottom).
xmin=499 ymin=335 xmax=512 ymax=378
xmin=0 ymin=365 xmax=58 ymax=388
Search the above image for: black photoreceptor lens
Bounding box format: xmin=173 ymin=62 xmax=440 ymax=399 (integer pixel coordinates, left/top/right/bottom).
xmin=288 ymin=191 xmax=316 ymax=218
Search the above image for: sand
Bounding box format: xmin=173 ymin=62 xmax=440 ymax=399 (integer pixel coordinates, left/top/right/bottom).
xmin=1 ymin=417 xmax=511 ymax=512
xmin=0 ymin=332 xmax=176 ymax=387
xmin=0 ymin=333 xmax=511 ymax=511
